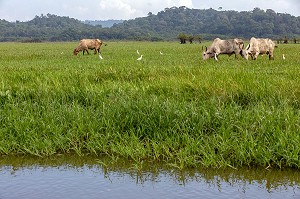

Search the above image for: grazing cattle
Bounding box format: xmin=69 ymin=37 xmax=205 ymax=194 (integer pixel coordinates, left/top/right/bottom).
xmin=202 ymin=38 xmax=244 ymax=61
xmin=73 ymin=39 xmax=103 ymax=55
xmin=240 ymin=37 xmax=276 ymax=60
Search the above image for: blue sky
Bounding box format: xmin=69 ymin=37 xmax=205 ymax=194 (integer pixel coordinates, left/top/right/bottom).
xmin=0 ymin=0 xmax=299 ymax=21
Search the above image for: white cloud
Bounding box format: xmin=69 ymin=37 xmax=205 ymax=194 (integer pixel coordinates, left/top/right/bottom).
xmin=179 ymin=0 xmax=193 ymax=7
xmin=97 ymin=0 xmax=137 ymax=19
xmin=67 ymin=0 xmax=194 ymax=20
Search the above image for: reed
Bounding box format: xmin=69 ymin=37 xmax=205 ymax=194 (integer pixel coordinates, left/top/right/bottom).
xmin=0 ymin=41 xmax=299 ymax=169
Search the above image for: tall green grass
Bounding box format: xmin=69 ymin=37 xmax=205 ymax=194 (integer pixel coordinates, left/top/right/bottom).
xmin=0 ymin=41 xmax=300 ymax=169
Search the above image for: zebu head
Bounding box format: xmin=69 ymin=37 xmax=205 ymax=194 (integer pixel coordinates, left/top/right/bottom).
xmin=73 ymin=48 xmax=79 ymax=56
xmin=202 ymin=46 xmax=214 ymax=60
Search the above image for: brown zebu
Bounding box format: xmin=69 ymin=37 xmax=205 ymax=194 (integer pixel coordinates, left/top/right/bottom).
xmin=73 ymin=39 xmax=103 ymax=55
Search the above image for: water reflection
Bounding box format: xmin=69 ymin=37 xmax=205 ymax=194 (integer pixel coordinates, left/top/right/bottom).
xmin=0 ymin=155 xmax=299 ymax=199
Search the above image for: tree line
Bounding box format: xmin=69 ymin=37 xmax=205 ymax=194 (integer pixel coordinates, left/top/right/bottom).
xmin=0 ymin=7 xmax=299 ymax=42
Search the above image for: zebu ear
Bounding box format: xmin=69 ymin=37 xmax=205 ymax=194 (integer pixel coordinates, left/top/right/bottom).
xmin=205 ymin=46 xmax=207 ymax=51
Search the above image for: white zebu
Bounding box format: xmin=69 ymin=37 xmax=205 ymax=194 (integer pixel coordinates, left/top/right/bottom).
xmin=202 ymin=38 xmax=244 ymax=61
xmin=241 ymin=37 xmax=277 ymax=60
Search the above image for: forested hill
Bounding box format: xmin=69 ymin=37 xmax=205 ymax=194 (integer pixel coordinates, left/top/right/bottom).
xmin=0 ymin=14 xmax=98 ymax=41
xmin=0 ymin=7 xmax=299 ymax=42
xmin=113 ymin=7 xmax=300 ymax=40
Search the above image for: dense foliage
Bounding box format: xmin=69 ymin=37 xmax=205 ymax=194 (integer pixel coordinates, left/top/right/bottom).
xmin=0 ymin=7 xmax=299 ymax=42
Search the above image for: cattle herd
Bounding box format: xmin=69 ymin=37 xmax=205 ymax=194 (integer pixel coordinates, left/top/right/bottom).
xmin=73 ymin=37 xmax=277 ymax=61
xmin=202 ymin=37 xmax=277 ymax=61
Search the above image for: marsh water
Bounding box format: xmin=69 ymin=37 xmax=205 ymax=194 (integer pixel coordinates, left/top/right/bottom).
xmin=1 ymin=155 xmax=300 ymax=199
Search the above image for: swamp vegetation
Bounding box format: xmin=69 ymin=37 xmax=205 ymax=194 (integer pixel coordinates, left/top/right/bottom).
xmin=0 ymin=42 xmax=300 ymax=169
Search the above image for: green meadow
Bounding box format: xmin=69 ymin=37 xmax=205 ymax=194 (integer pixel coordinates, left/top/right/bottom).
xmin=0 ymin=41 xmax=300 ymax=169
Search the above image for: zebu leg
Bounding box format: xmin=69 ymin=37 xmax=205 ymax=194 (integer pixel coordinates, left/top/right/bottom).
xmin=253 ymin=52 xmax=259 ymax=60
xmin=214 ymin=53 xmax=218 ymax=61
xmin=83 ymin=49 xmax=90 ymax=55
xmin=83 ymin=45 xmax=89 ymax=55
xmin=214 ymin=48 xmax=220 ymax=61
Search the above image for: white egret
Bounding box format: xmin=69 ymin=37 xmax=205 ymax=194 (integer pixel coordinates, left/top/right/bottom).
xmin=282 ymin=54 xmax=285 ymax=60
xmin=137 ymin=55 xmax=143 ymax=61
xmin=160 ymin=51 xmax=163 ymax=55
xmin=99 ymin=54 xmax=103 ymax=60
xmin=137 ymin=50 xmax=140 ymax=55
